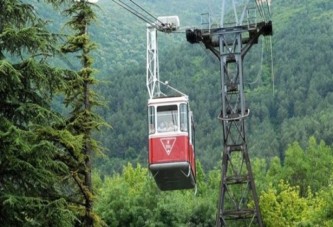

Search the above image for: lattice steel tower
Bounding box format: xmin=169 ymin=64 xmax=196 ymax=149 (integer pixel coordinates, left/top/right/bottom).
xmin=186 ymin=0 xmax=272 ymax=226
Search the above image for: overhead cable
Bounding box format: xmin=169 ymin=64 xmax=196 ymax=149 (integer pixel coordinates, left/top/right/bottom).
xmin=270 ymin=36 xmax=274 ymax=95
xmin=256 ymin=0 xmax=272 ymax=22
xmin=255 ymin=0 xmax=265 ymax=21
xmin=248 ymin=38 xmax=264 ymax=85
xmin=111 ymin=0 xmax=166 ymax=30
xmin=111 ymin=0 xmax=155 ymax=27
xmin=265 ymin=0 xmax=272 ymax=19
xmin=129 ymin=0 xmax=165 ymax=26
xmin=261 ymin=0 xmax=271 ymax=20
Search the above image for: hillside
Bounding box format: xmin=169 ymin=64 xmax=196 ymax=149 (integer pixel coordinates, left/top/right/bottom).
xmin=87 ymin=0 xmax=333 ymax=172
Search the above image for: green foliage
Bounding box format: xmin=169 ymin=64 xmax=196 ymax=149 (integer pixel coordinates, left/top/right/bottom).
xmin=278 ymin=137 xmax=333 ymax=196
xmin=255 ymin=137 xmax=333 ymax=226
xmin=256 ymin=136 xmax=333 ymax=184
xmin=95 ymin=163 xmax=216 ymax=226
xmin=0 ymin=115 xmax=76 ymax=226
xmin=260 ymin=180 xmax=333 ymax=226
xmin=95 ymin=136 xmax=333 ymax=225
xmin=315 ymin=186 xmax=333 ymax=226
xmin=60 ymin=1 xmax=107 ymax=226
xmin=0 ymin=0 xmax=97 ymax=226
xmin=260 ymin=181 xmax=311 ymax=226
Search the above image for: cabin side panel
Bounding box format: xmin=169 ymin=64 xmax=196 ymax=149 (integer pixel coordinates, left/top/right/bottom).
xmin=149 ymin=135 xmax=189 ymax=164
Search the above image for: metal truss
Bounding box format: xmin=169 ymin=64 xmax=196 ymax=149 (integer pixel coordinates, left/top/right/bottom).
xmin=186 ymin=2 xmax=272 ymax=224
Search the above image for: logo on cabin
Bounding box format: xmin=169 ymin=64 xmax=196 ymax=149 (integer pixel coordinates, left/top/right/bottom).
xmin=160 ymin=137 xmax=176 ymax=156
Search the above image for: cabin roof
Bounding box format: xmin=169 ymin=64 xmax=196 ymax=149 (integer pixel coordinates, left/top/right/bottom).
xmin=148 ymin=96 xmax=188 ymax=105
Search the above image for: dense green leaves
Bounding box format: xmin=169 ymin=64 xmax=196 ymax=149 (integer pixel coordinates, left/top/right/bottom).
xmin=260 ymin=181 xmax=312 ymax=226
xmin=60 ymin=0 xmax=106 ymax=226
xmin=0 ymin=0 xmax=93 ymax=226
xmin=95 ymin=138 xmax=333 ymax=226
xmin=95 ymin=163 xmax=216 ymax=227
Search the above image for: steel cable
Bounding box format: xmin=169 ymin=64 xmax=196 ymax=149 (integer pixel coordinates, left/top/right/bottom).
xmin=111 ymin=0 xmax=157 ymax=28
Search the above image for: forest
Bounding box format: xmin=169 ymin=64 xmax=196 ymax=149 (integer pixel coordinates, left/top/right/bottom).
xmin=1 ymin=0 xmax=333 ymax=226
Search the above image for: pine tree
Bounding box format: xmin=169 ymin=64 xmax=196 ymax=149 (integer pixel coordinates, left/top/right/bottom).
xmin=0 ymin=0 xmax=80 ymax=226
xmin=61 ymin=1 xmax=105 ymax=226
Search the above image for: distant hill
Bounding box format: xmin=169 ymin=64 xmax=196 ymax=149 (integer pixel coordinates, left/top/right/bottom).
xmin=62 ymin=0 xmax=333 ymax=173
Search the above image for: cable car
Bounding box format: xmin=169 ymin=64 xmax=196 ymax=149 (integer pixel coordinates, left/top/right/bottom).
xmin=148 ymin=95 xmax=196 ymax=190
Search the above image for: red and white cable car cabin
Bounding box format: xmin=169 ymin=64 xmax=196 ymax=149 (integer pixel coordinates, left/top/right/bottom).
xmin=148 ymin=96 xmax=196 ymax=190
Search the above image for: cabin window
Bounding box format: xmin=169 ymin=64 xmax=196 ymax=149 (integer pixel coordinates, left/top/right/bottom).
xmin=180 ymin=103 xmax=188 ymax=132
xmin=148 ymin=106 xmax=155 ymax=134
xmin=157 ymin=105 xmax=178 ymax=132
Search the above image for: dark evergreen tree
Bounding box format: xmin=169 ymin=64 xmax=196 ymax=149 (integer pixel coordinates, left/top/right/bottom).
xmin=0 ymin=0 xmax=81 ymax=226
